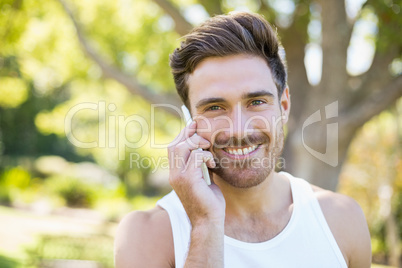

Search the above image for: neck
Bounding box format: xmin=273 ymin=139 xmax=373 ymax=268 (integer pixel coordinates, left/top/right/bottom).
xmin=214 ymin=171 xmax=291 ymax=220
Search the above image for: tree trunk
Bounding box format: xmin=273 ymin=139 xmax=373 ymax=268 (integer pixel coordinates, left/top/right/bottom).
xmin=282 ymin=0 xmax=353 ymax=191
xmin=284 ymin=110 xmax=354 ymax=191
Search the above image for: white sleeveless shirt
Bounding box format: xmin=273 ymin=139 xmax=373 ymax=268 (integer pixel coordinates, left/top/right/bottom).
xmin=156 ymin=172 xmax=348 ymax=268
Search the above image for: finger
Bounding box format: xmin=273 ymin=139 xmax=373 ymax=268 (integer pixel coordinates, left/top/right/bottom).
xmin=184 ymin=120 xmax=197 ymax=139
xmin=175 ymin=134 xmax=211 ymax=155
xmin=168 ymin=121 xmax=197 ymax=148
xmin=204 ymin=156 xmax=216 ymax=169
xmin=186 ymin=150 xmax=215 ymax=171
xmin=185 ymin=133 xmax=211 ymax=150
xmin=171 ymin=134 xmax=211 ymax=170
xmin=174 ymin=134 xmax=210 ymax=160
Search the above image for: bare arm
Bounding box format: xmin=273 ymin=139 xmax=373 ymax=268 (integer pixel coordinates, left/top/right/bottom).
xmin=115 ymin=121 xmax=225 ymax=267
xmin=114 ymin=207 xmax=175 ymax=268
xmin=168 ymin=121 xmax=226 ymax=267
xmin=314 ymin=187 xmax=372 ymax=268
xmin=347 ymin=203 xmax=372 ymax=268
xmin=184 ymin=221 xmax=224 ymax=268
xmin=114 ymin=206 xmax=224 ymax=268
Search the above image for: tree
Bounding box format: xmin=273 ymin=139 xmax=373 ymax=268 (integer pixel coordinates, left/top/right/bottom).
xmin=0 ymin=0 xmax=179 ymax=197
xmin=338 ymin=100 xmax=402 ymax=265
xmin=47 ymin=0 xmax=402 ymax=190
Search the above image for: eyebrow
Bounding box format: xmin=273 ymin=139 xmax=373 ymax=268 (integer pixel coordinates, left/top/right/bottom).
xmin=195 ymin=90 xmax=275 ymax=109
xmin=195 ymin=97 xmax=226 ymax=109
xmin=241 ymin=90 xmax=275 ymax=100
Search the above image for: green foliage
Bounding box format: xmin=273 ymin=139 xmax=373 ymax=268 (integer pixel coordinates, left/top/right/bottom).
xmin=0 ymin=77 xmax=28 ymax=108
xmin=365 ymin=0 xmax=402 ymax=52
xmin=0 ymin=253 xmax=20 ymax=268
xmin=1 ymin=166 xmax=31 ymax=189
xmin=0 ymin=187 xmax=11 ymax=205
xmin=45 ymin=176 xmax=96 ymax=208
xmin=131 ymin=194 xmax=161 ymax=211
xmin=339 ymin=101 xmax=402 ymax=262
xmin=26 ymin=234 xmax=114 ymax=268
xmin=72 ymin=0 xmax=179 ymax=91
xmin=0 ymin=0 xmax=29 ymax=53
xmin=0 ymin=166 xmax=31 ymax=205
xmin=395 ymin=188 xmax=402 ymax=239
xmin=0 ymin=0 xmax=181 ymax=199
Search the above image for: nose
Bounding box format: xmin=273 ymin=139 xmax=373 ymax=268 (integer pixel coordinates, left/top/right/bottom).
xmin=230 ymin=102 xmax=248 ymax=141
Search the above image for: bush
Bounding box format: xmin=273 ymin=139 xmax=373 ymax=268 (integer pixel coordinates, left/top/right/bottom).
xmin=45 ymin=176 xmax=96 ymax=208
xmin=0 ymin=187 xmax=11 ymax=205
xmin=0 ymin=166 xmax=31 ymax=205
xmin=0 ymin=253 xmax=20 ymax=268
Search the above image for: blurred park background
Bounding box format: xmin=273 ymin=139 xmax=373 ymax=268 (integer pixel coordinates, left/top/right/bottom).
xmin=0 ymin=0 xmax=401 ymax=267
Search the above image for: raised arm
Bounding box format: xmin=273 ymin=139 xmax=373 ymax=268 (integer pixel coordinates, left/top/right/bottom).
xmin=115 ymin=120 xmax=226 ymax=268
xmin=168 ymin=121 xmax=226 ymax=267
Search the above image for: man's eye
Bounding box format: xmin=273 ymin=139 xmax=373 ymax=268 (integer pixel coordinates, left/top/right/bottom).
xmin=206 ymin=105 xmax=222 ymax=111
xmin=250 ymin=100 xmax=265 ymax=106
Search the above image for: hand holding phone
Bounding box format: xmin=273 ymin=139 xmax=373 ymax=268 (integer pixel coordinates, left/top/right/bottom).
xmin=181 ymin=105 xmax=212 ymax=185
xmin=168 ymin=106 xmax=224 ymax=228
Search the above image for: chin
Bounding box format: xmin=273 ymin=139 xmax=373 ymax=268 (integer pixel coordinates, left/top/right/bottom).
xmin=212 ymin=159 xmax=274 ymax=188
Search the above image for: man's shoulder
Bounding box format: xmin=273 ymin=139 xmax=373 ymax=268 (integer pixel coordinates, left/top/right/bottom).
xmin=310 ymin=184 xmax=363 ymax=217
xmin=310 ymin=184 xmax=371 ymax=267
xmin=310 ymin=184 xmax=367 ymax=242
xmin=117 ymin=206 xmax=171 ymax=229
xmin=114 ymin=206 xmax=174 ymax=268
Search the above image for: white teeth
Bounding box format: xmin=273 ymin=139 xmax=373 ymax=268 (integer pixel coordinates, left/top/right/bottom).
xmin=228 ymin=149 xmax=237 ymax=155
xmin=225 ymin=145 xmax=258 ymax=156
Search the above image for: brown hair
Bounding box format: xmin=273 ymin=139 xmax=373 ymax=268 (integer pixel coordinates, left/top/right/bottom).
xmin=169 ymin=12 xmax=287 ymax=108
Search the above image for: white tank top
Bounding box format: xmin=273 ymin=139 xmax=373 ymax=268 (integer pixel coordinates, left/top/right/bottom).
xmin=156 ymin=172 xmax=348 ymax=268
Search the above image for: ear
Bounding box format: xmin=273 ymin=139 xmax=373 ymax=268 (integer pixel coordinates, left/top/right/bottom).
xmin=280 ymin=87 xmax=290 ymax=124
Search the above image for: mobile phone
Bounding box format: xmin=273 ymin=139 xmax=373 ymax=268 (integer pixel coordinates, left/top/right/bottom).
xmin=181 ymin=105 xmax=212 ymax=185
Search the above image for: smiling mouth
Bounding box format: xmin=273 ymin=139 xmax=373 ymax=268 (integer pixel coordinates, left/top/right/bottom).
xmin=222 ymin=145 xmax=259 ymax=156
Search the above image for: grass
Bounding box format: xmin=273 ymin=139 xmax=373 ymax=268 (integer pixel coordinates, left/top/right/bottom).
xmin=0 ymin=205 xmax=118 ymax=266
xmin=0 ymin=205 xmax=398 ymax=268
xmin=25 ymin=234 xmax=114 ymax=268
xmin=0 ymin=253 xmax=20 ymax=268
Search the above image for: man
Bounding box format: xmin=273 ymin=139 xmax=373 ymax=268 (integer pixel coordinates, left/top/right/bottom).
xmin=115 ymin=12 xmax=371 ymax=267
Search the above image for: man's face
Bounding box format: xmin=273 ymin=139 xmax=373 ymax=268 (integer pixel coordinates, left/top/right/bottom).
xmin=187 ymin=54 xmax=290 ymax=188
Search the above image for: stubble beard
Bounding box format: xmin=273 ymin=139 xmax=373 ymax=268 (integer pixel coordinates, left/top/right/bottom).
xmin=211 ymin=127 xmax=285 ymax=189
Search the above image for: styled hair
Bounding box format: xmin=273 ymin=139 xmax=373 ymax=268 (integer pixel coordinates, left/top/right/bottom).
xmin=169 ymin=12 xmax=287 ymax=107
